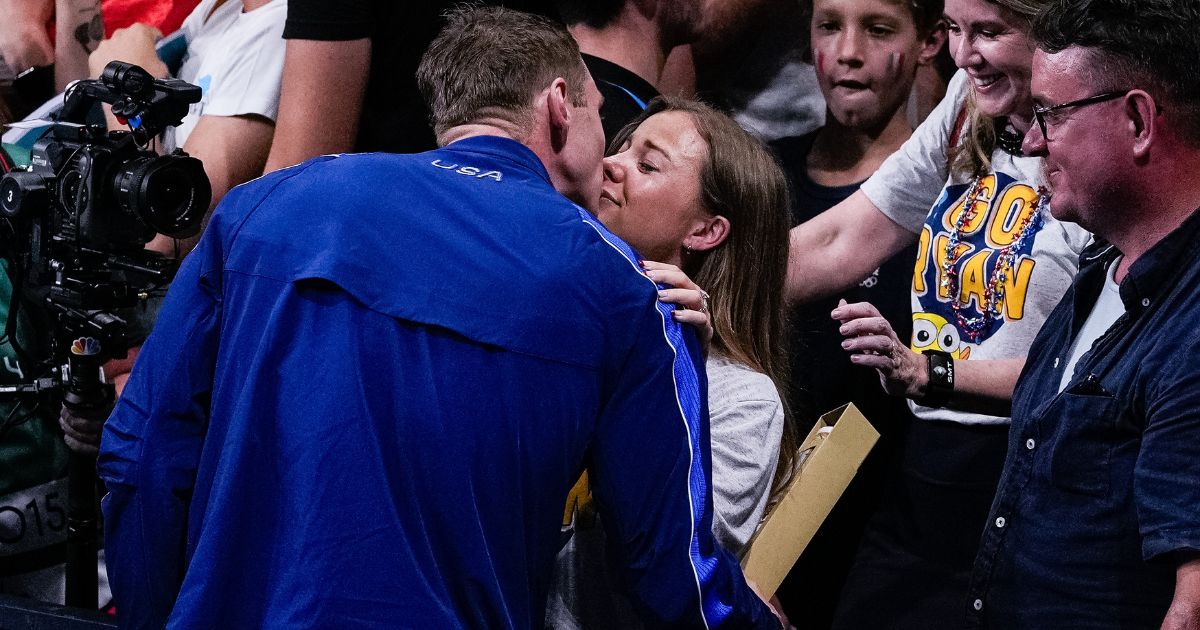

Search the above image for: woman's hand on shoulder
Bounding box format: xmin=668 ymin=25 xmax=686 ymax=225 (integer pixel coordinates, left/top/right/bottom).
xmin=642 ymin=260 xmax=713 ymax=348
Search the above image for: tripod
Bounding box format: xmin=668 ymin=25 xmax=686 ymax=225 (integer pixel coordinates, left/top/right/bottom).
xmin=0 ymin=253 xmax=170 ymax=609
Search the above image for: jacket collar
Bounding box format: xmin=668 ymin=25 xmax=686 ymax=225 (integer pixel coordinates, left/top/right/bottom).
xmin=441 ymin=136 xmax=551 ymax=185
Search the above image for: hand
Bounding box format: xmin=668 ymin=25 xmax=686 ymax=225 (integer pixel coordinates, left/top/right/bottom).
xmin=832 ymin=299 xmax=927 ymax=399
xmin=89 ymin=23 xmax=168 ymax=79
xmin=768 ymin=594 xmax=791 ymax=629
xmin=0 ymin=0 xmax=54 ymax=72
xmin=57 ymin=347 xmax=138 ymax=455
xmin=59 ymin=405 xmax=107 ymax=455
xmin=1161 ymin=604 xmax=1200 ymax=630
xmin=745 ymin=579 xmax=788 ymax=629
xmin=104 ymin=345 xmax=139 ymax=398
xmin=1163 ymin=557 xmax=1200 ymax=630
xmin=643 ymin=260 xmax=713 ymax=347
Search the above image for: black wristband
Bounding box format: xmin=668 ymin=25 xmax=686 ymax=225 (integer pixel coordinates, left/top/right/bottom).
xmin=920 ymin=350 xmax=955 ymax=408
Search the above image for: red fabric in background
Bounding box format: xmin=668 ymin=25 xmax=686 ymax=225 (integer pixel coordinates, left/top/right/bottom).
xmin=101 ymin=0 xmax=202 ymax=36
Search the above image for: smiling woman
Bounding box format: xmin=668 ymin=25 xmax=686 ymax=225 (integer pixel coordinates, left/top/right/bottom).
xmin=781 ymin=0 xmax=1098 ymax=626
xmin=596 ymin=110 xmax=716 ymax=265
xmin=944 ymin=0 xmax=1044 ymax=175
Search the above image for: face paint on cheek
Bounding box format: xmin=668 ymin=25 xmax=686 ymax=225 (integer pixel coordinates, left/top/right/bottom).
xmin=815 ymin=49 xmax=826 ymax=76
xmin=887 ymin=52 xmax=904 ymax=76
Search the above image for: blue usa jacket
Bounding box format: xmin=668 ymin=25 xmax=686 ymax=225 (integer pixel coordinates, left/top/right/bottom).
xmin=98 ymin=136 xmax=775 ymax=629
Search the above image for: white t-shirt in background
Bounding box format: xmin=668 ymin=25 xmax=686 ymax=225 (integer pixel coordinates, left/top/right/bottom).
xmin=166 ymin=0 xmax=287 ymax=151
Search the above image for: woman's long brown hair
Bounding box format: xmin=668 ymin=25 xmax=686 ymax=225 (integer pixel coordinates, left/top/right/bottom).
xmin=610 ymin=97 xmax=798 ymax=499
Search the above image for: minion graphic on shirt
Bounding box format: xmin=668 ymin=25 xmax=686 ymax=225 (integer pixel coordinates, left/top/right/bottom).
xmin=911 ymin=312 xmax=972 ymax=360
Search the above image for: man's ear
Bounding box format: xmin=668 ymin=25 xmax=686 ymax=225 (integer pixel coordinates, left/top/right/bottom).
xmin=1126 ymin=89 xmax=1158 ymax=160
xmin=683 ymin=214 xmax=731 ymax=252
xmin=917 ymin=24 xmax=948 ymax=65
xmin=547 ymin=77 xmax=572 ymax=149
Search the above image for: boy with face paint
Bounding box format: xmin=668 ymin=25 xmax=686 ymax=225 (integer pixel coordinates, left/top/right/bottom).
xmin=769 ymin=0 xmax=944 ymax=622
xmin=774 ymin=0 xmax=946 ymax=447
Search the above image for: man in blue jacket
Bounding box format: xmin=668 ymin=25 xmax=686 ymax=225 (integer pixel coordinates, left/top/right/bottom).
xmin=98 ymin=6 xmax=778 ymax=628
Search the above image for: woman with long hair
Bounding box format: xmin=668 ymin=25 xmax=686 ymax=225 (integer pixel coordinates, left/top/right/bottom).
xmin=605 ymin=96 xmax=797 ymax=548
xmin=785 ymin=0 xmax=1092 ymax=625
xmin=549 ymin=96 xmax=797 ymax=628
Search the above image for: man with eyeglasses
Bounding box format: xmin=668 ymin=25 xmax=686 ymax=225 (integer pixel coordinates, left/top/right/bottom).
xmin=962 ymin=0 xmax=1200 ymax=628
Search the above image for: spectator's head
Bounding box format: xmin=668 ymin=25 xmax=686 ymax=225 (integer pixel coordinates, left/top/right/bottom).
xmin=1022 ymin=0 xmax=1200 ymax=231
xmin=946 ymin=0 xmax=1046 ymax=118
xmin=418 ymin=6 xmax=604 ymax=206
xmin=555 ymin=0 xmax=705 ymax=48
xmin=810 ymin=0 xmax=945 ymax=131
xmin=601 ymin=96 xmax=796 ymax=490
xmin=944 ymin=0 xmax=1051 ymax=175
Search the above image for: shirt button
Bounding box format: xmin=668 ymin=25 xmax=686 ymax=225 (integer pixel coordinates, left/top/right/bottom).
xmin=973 ymin=599 xmax=983 ymax=611
xmin=995 ymin=516 xmax=1006 ymax=528
xmin=1053 ymin=357 xmax=1060 ymax=368
xmin=1026 ymin=438 xmax=1036 ymax=450
xmin=1142 ymin=298 xmax=1150 ymax=307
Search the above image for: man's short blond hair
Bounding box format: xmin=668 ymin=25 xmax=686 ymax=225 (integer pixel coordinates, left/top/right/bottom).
xmin=417 ymin=6 xmax=590 ymax=140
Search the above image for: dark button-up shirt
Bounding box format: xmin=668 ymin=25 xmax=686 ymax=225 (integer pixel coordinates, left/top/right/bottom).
xmin=966 ymin=208 xmax=1200 ymax=628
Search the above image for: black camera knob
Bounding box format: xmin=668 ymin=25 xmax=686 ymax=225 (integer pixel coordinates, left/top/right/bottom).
xmin=0 ymin=171 xmax=50 ymax=220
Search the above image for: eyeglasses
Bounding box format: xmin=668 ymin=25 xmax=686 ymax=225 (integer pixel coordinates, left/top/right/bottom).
xmin=1032 ymin=90 xmax=1130 ymax=139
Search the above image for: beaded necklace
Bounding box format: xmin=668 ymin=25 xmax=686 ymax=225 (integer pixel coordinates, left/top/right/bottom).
xmin=939 ymin=178 xmax=1050 ymax=342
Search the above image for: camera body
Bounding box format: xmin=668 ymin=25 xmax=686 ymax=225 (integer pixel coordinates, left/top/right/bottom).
xmin=0 ymin=61 xmax=210 ymax=310
xmin=0 ymin=63 xmax=211 ymax=609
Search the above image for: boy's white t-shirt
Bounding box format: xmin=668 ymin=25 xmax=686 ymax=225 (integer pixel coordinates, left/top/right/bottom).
xmin=860 ymin=70 xmax=1093 ymax=425
xmin=166 ymin=0 xmax=288 ymax=151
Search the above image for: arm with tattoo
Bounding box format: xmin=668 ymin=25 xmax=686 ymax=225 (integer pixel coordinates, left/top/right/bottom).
xmin=55 ymin=0 xmax=102 ymax=90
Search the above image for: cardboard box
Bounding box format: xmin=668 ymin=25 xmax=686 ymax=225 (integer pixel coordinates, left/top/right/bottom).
xmin=740 ymin=403 xmax=879 ymax=593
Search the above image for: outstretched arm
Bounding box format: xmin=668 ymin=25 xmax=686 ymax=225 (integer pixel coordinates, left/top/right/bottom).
xmin=0 ymin=0 xmax=53 ymax=74
xmin=788 ymin=189 xmax=917 ymax=305
xmin=263 ymin=38 xmax=370 ymax=172
xmin=146 ymin=113 xmax=276 ymax=257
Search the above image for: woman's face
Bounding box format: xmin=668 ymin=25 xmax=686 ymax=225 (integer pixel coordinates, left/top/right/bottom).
xmin=944 ymin=0 xmax=1036 ymax=123
xmin=598 ymin=111 xmax=711 ymax=265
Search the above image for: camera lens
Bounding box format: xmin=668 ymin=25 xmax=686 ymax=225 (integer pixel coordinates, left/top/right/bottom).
xmin=113 ymin=154 xmax=210 ymax=238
